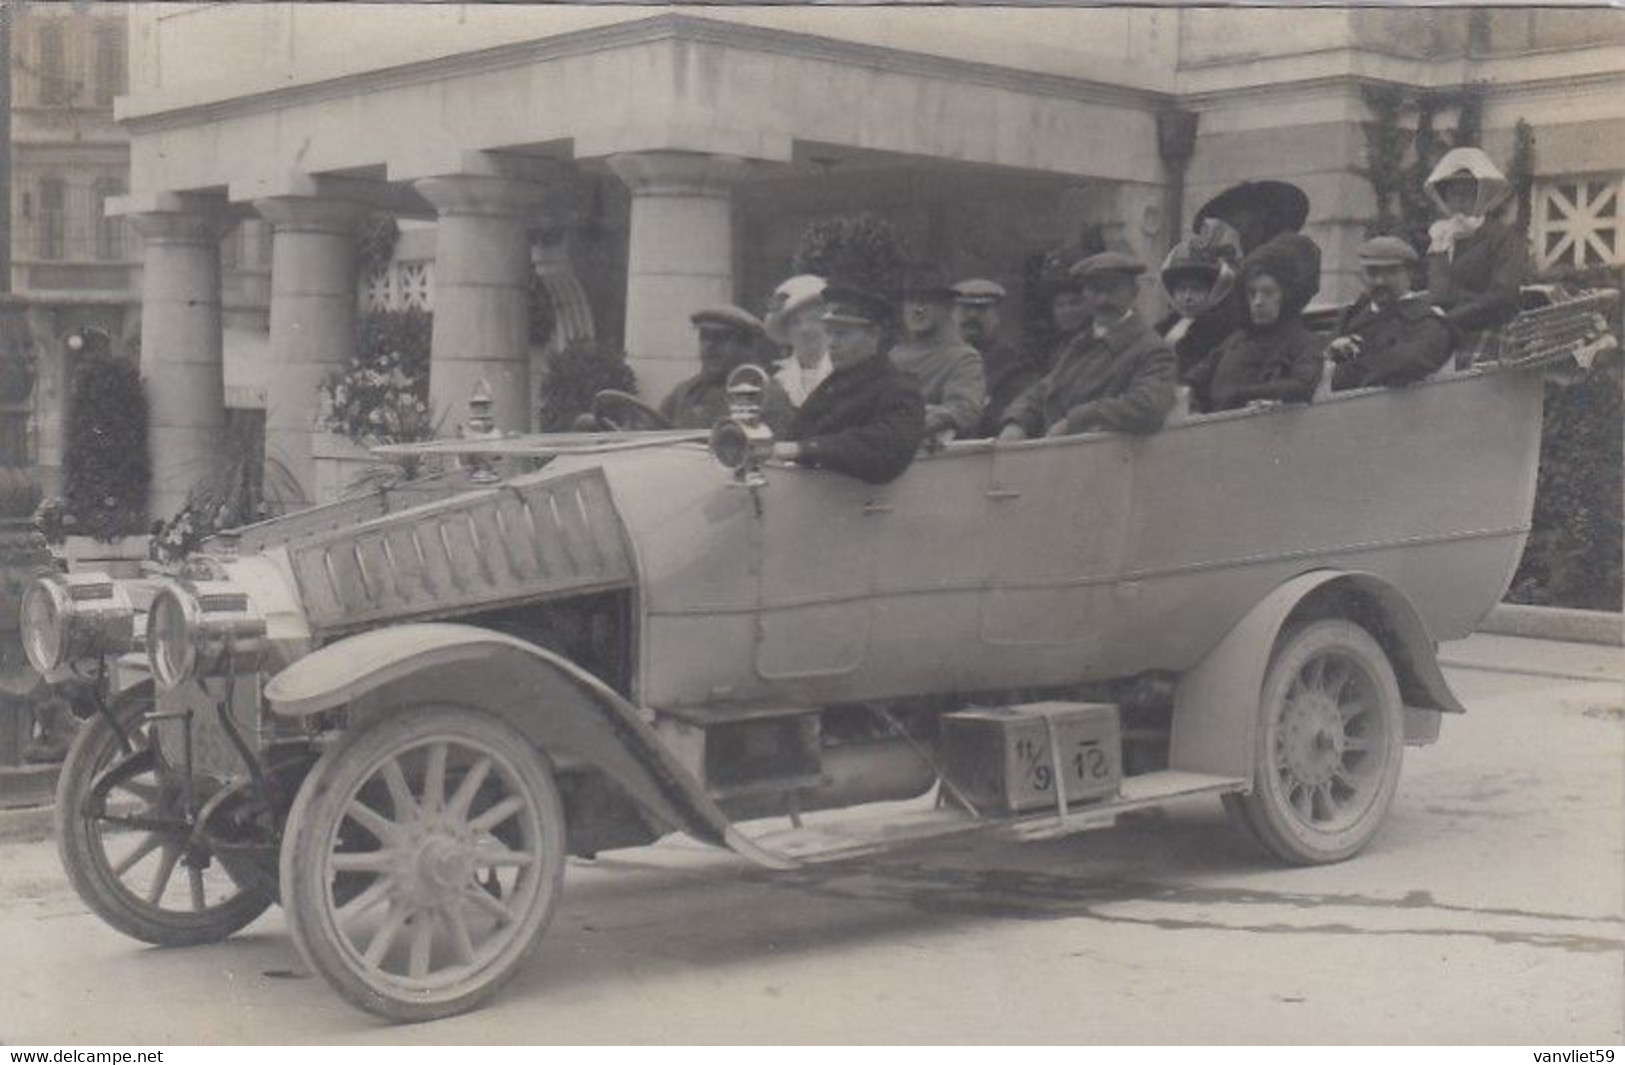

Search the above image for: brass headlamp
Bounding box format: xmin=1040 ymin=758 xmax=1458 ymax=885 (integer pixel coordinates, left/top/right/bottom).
xmin=20 ymin=572 xmax=137 ymax=674
xmin=709 ymin=363 xmax=776 ymax=487
xmin=145 ymin=576 xmax=268 ymax=692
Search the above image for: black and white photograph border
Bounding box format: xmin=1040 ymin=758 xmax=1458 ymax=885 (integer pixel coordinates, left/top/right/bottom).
xmin=0 ymin=0 xmax=1619 ymax=1047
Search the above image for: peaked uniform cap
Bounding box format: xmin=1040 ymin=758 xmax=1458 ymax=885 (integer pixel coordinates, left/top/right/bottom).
xmin=951 ymin=278 xmax=1007 ymax=305
xmin=821 ymin=283 xmax=893 ymax=327
xmin=690 ymin=305 xmax=767 ymax=337
xmin=1356 ymin=235 xmax=1420 ymax=267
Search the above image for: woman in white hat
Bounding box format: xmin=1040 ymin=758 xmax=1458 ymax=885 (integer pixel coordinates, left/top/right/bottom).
xmin=1423 ymin=147 xmax=1529 ymax=364
xmin=764 ymin=274 xmax=833 ymax=408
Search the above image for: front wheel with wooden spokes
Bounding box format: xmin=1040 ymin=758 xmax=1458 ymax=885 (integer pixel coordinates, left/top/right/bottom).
xmin=55 ymin=691 xmax=273 ymax=946
xmin=279 ymin=707 xmax=566 ymax=1023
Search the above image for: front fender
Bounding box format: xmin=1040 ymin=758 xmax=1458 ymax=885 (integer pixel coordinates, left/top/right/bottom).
xmin=263 ymin=623 xmax=790 ymax=866
xmin=1169 ymin=570 xmax=1465 ymax=780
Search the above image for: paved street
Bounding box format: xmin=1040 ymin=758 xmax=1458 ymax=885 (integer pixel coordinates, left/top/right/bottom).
xmin=0 ymin=634 xmax=1619 ymax=1045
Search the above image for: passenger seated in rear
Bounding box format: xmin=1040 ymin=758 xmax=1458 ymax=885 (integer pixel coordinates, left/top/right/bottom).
xmin=771 ymin=283 xmax=926 ymax=484
xmin=1183 ymin=233 xmax=1324 ymax=412
xmin=1155 ymin=218 xmax=1246 ymax=387
xmin=998 ymin=252 xmax=1177 ymax=439
xmin=1326 ymin=237 xmax=1456 ymax=391
xmin=1423 ymin=147 xmax=1530 ymax=366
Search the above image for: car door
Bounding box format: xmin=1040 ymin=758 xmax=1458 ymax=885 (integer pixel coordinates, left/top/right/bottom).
xmin=979 ymin=434 xmax=1134 ymax=649
xmin=751 ymin=468 xmax=880 ymax=685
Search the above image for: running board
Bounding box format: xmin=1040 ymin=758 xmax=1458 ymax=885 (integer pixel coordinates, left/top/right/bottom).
xmin=724 ymin=770 xmax=1247 ymax=869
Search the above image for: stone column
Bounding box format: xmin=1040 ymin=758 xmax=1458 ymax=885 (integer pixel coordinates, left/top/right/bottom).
xmin=413 ymin=174 xmax=549 ymax=436
xmin=254 ymin=195 xmax=369 ymax=508
xmin=608 ymin=152 xmax=750 ymax=406
xmin=128 ymin=201 xmax=229 ymax=522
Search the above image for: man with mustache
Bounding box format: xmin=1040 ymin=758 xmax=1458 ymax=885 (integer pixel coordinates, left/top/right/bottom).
xmin=1326 ymin=236 xmax=1457 ymax=391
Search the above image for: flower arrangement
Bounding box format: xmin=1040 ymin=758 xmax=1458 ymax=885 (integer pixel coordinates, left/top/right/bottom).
xmin=316 ymin=309 xmax=436 ymax=447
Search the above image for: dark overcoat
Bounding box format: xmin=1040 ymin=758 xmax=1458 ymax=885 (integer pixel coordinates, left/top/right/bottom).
xmin=1185 ymin=318 xmax=1324 ymax=411
xmin=1330 ymin=294 xmax=1457 ymax=391
xmin=1001 ymin=312 xmax=1177 ymax=436
xmin=785 ymin=355 xmax=926 ymax=484
xmin=976 ymin=341 xmax=1047 ymax=438
xmin=1426 ymin=218 xmax=1529 ymax=334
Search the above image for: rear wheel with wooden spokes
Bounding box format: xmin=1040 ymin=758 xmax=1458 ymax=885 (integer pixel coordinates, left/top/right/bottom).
xmin=279 ymin=706 xmax=566 ymax=1022
xmin=1227 ymin=620 xmax=1404 ymax=865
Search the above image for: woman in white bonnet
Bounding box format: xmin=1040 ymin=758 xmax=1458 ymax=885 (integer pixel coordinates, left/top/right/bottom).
xmin=1424 ymin=146 xmax=1530 ymax=363
xmin=764 ymin=274 xmax=833 ymax=407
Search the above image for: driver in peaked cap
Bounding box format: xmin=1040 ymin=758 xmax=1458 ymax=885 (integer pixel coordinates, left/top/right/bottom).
xmin=658 ymin=305 xmax=795 ymax=433
xmin=771 ymin=283 xmax=926 ymax=484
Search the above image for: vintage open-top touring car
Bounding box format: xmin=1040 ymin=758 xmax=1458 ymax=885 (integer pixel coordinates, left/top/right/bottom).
xmin=21 ymin=287 xmax=1615 ymax=1021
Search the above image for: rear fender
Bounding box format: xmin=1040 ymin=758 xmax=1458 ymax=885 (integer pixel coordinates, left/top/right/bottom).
xmin=264 ymin=623 xmax=790 ymax=866
xmin=1169 ymin=571 xmax=1464 ymax=780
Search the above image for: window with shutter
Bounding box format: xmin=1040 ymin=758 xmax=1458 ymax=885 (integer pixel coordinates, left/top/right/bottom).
xmin=37 ymin=178 xmax=65 ymax=260
xmin=94 ymin=25 xmax=126 ymax=107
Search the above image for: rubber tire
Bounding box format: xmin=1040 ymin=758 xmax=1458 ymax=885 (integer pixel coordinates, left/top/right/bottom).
xmin=55 ymin=693 xmax=273 ymax=946
xmin=279 ymin=706 xmax=567 ymax=1023
xmin=1235 ymin=619 xmax=1405 ymax=866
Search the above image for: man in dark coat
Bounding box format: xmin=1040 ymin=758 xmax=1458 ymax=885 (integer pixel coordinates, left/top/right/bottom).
xmin=1327 ymin=236 xmax=1457 ymax=391
xmin=953 ymin=278 xmax=1044 ymax=438
xmin=659 ymin=306 xmax=794 ymax=432
xmin=772 ymin=285 xmax=926 ymax=484
xmin=998 ymin=252 xmax=1177 ymax=439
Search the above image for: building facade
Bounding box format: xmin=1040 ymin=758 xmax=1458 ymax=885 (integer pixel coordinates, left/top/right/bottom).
xmin=110 ymin=4 xmax=1625 ymax=515
xmin=7 ymin=2 xmax=281 ymax=500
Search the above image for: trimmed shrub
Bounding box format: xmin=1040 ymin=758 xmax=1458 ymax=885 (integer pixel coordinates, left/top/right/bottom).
xmin=792 ymin=213 xmax=911 ymax=295
xmin=536 ymin=343 xmax=637 ymax=432
xmin=60 ymin=354 xmax=150 ymax=541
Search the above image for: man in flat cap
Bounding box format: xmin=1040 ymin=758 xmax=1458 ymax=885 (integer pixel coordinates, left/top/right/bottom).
xmin=953 ymin=278 xmax=1044 ymax=437
xmin=1326 ymin=236 xmax=1457 ymax=391
xmin=772 ymin=284 xmax=926 ymax=484
xmin=998 ymin=251 xmax=1177 ymax=439
xmin=659 ymin=305 xmax=794 ymax=432
xmin=887 ymin=264 xmax=986 ymax=441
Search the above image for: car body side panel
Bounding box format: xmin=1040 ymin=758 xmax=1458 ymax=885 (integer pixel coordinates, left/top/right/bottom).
xmin=576 ymin=368 xmax=1542 ymax=713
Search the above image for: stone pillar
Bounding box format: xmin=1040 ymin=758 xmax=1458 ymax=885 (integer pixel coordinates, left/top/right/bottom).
xmin=128 ymin=201 xmax=229 ymax=522
xmin=413 ymin=174 xmax=549 ymax=436
xmin=608 ymin=152 xmax=750 ymax=406
xmin=254 ymin=195 xmax=369 ymax=507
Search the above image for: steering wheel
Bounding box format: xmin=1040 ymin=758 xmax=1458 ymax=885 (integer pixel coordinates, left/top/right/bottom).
xmin=588 ymin=390 xmax=673 ymax=432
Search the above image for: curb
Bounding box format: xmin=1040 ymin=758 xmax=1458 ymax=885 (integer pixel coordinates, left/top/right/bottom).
xmin=0 ymin=804 xmax=54 ymax=844
xmin=1479 ymin=603 xmax=1624 ymax=647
